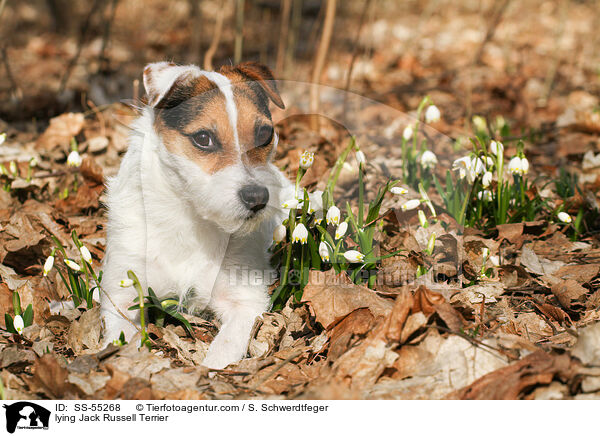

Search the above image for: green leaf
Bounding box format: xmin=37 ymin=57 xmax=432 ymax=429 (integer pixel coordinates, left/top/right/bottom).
xmin=4 ymin=314 xmax=15 ymax=334
xmin=22 ymin=304 xmax=34 ymax=327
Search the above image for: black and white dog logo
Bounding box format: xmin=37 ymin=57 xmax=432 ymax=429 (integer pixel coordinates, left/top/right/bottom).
xmin=3 ymin=402 xmax=50 ymax=433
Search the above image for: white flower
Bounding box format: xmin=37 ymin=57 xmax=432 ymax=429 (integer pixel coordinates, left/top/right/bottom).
xmin=119 ymin=279 xmax=134 ymax=287
xmin=273 ymin=224 xmax=286 ymax=243
xmin=326 ymin=206 xmax=341 ymax=225
xmin=292 ymin=223 xmax=308 ymax=244
xmin=557 ymin=212 xmax=572 ymax=223
xmin=482 ymin=171 xmax=493 ymax=188
xmin=485 ymin=156 xmax=494 ymax=167
xmin=477 ymin=190 xmax=493 ymax=202
xmin=452 ymin=155 xmax=485 ymax=183
xmin=419 ymin=150 xmax=438 ymax=169
xmin=335 ymin=221 xmax=348 ymax=239
xmin=29 ymin=157 xmax=38 ymax=167
xmin=43 ymin=255 xmax=54 ymax=276
xmin=356 ymin=150 xmax=367 ymax=169
xmin=64 ymin=259 xmax=81 ymax=271
xmin=401 ymin=199 xmax=421 ymax=211
xmin=9 ymin=161 xmax=17 ymax=175
xmin=67 ymin=150 xmax=82 ymax=167
xmin=426 ymin=232 xmax=436 ymax=255
xmin=472 ymin=115 xmax=487 ymax=132
xmin=319 ymin=241 xmax=330 ymax=262
xmin=13 ymin=315 xmax=24 ymax=334
xmin=425 ymin=105 xmax=441 ymax=123
xmin=80 ymin=246 xmax=92 ymax=263
xmin=390 ymin=186 xmax=408 ymax=195
xmin=299 ymin=151 xmax=314 ymax=169
xmin=402 ymin=125 xmax=413 ymax=141
xmin=418 ymin=210 xmax=428 ymax=227
xmin=482 ymin=247 xmax=489 ymax=260
xmin=0 ymin=133 xmax=6 ymax=145
xmin=308 ymin=190 xmax=323 ymax=214
xmin=343 ymin=250 xmax=365 ymax=263
xmin=490 ymin=140 xmax=504 ymax=156
xmin=281 ymin=198 xmax=300 ymax=209
xmin=508 ymin=156 xmax=529 ymax=175
xmin=314 ymin=209 xmax=324 ymax=224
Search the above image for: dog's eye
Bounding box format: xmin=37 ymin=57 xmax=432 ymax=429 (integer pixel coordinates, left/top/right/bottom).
xmin=255 ymin=125 xmax=274 ymax=148
xmin=191 ymin=131 xmax=215 ymax=150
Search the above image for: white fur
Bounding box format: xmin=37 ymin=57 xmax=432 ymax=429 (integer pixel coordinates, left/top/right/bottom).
xmin=101 ymin=64 xmax=291 ymax=369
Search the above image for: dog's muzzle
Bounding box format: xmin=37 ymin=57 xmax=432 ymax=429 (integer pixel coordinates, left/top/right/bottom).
xmin=238 ymin=184 xmax=269 ymax=213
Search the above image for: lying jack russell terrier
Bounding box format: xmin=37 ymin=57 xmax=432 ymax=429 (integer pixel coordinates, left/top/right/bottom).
xmin=100 ymin=61 xmax=292 ymax=369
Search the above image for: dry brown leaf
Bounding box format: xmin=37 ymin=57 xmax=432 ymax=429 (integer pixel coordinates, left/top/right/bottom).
xmin=36 ymin=113 xmax=85 ymax=151
xmin=448 ymin=351 xmax=576 ymax=399
xmin=551 ymin=279 xmax=588 ymax=310
xmin=327 ymin=308 xmax=374 ymax=360
xmin=67 ymin=307 xmax=103 ymax=354
xmin=301 ymin=269 xmax=394 ymax=329
xmin=29 ymin=354 xmax=84 ymax=399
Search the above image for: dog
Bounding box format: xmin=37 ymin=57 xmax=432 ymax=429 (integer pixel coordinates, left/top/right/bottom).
xmin=100 ymin=61 xmax=292 ymax=369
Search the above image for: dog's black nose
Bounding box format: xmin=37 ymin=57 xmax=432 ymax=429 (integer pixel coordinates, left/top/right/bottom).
xmin=239 ymin=185 xmax=269 ymax=212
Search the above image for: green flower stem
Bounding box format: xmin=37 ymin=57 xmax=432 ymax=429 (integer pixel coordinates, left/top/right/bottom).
xmin=127 ymin=270 xmax=149 ymax=347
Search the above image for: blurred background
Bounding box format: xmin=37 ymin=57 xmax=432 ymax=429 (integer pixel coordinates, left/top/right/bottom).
xmin=0 ymin=0 xmax=598 ymax=131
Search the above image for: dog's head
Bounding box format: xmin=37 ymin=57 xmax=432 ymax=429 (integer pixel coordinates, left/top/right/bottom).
xmin=142 ymin=61 xmax=286 ymax=233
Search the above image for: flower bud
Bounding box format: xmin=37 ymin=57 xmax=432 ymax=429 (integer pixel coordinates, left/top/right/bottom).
xmin=343 ymin=250 xmax=365 ymax=263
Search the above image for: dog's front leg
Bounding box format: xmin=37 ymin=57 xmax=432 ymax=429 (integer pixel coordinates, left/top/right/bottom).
xmin=202 ymin=280 xmax=269 ymax=369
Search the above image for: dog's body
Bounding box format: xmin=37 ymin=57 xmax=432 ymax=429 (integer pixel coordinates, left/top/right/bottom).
xmin=101 ymin=62 xmax=291 ymax=369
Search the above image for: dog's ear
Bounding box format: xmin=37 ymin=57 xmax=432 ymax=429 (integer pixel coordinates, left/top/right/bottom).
xmin=143 ymin=62 xmax=198 ymax=107
xmin=233 ymin=62 xmax=285 ymax=109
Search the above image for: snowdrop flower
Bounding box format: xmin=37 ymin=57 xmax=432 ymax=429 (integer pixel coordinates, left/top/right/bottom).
xmin=452 ymin=155 xmax=485 ymax=183
xmin=482 ymin=171 xmax=493 ymax=188
xmin=29 ymin=157 xmax=38 ymax=168
xmin=9 ymin=161 xmax=17 ymax=175
xmin=390 ymin=186 xmax=408 ymax=195
xmin=477 ymin=190 xmax=493 ymax=202
xmin=489 ymin=140 xmax=504 ymax=156
xmin=0 ymin=133 xmax=6 ymax=145
xmin=319 ymin=241 xmax=330 ymax=262
xmin=67 ymin=150 xmax=82 ymax=167
xmin=43 ymin=255 xmax=54 ymax=276
xmin=80 ymin=246 xmax=92 ymax=263
xmin=308 ymin=190 xmax=323 ymax=214
xmin=326 ymin=206 xmax=341 ymax=225
xmin=485 ymin=156 xmax=494 ymax=167
xmin=557 ymin=212 xmax=572 ymax=223
xmin=273 ymin=224 xmax=286 ymax=243
xmin=292 ymin=223 xmax=308 ymax=244
xmin=64 ymin=259 xmax=81 ymax=271
xmin=419 ymin=150 xmax=438 ymax=169
xmin=343 ymin=250 xmax=365 ymax=263
xmin=335 ymin=221 xmax=348 ymax=239
xmin=508 ymin=156 xmax=529 ymax=175
xmin=472 ymin=115 xmax=487 ymax=132
xmin=356 ymin=150 xmax=367 ymax=169
xmin=13 ymin=315 xmax=24 ymax=334
xmin=482 ymin=247 xmax=489 ymax=260
xmin=299 ymin=151 xmax=314 ymax=169
xmin=402 ymin=125 xmax=413 ymax=141
xmin=418 ymin=210 xmax=428 ymax=228
xmin=426 ymin=232 xmax=436 ymax=255
xmin=119 ymin=279 xmax=134 ymax=287
xmin=314 ymin=209 xmax=324 ymax=224
xmin=281 ymin=198 xmax=300 ymax=209
xmin=120 ymin=279 xmax=133 ymax=288
xmin=425 ymin=105 xmax=441 ymax=123
xmin=401 ymin=199 xmax=421 ymax=211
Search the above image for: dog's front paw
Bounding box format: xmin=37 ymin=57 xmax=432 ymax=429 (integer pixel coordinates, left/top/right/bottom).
xmin=202 ymin=338 xmax=246 ymax=369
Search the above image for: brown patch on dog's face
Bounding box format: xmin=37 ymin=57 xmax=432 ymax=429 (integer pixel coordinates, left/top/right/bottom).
xmin=153 ymin=63 xmax=283 ymax=174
